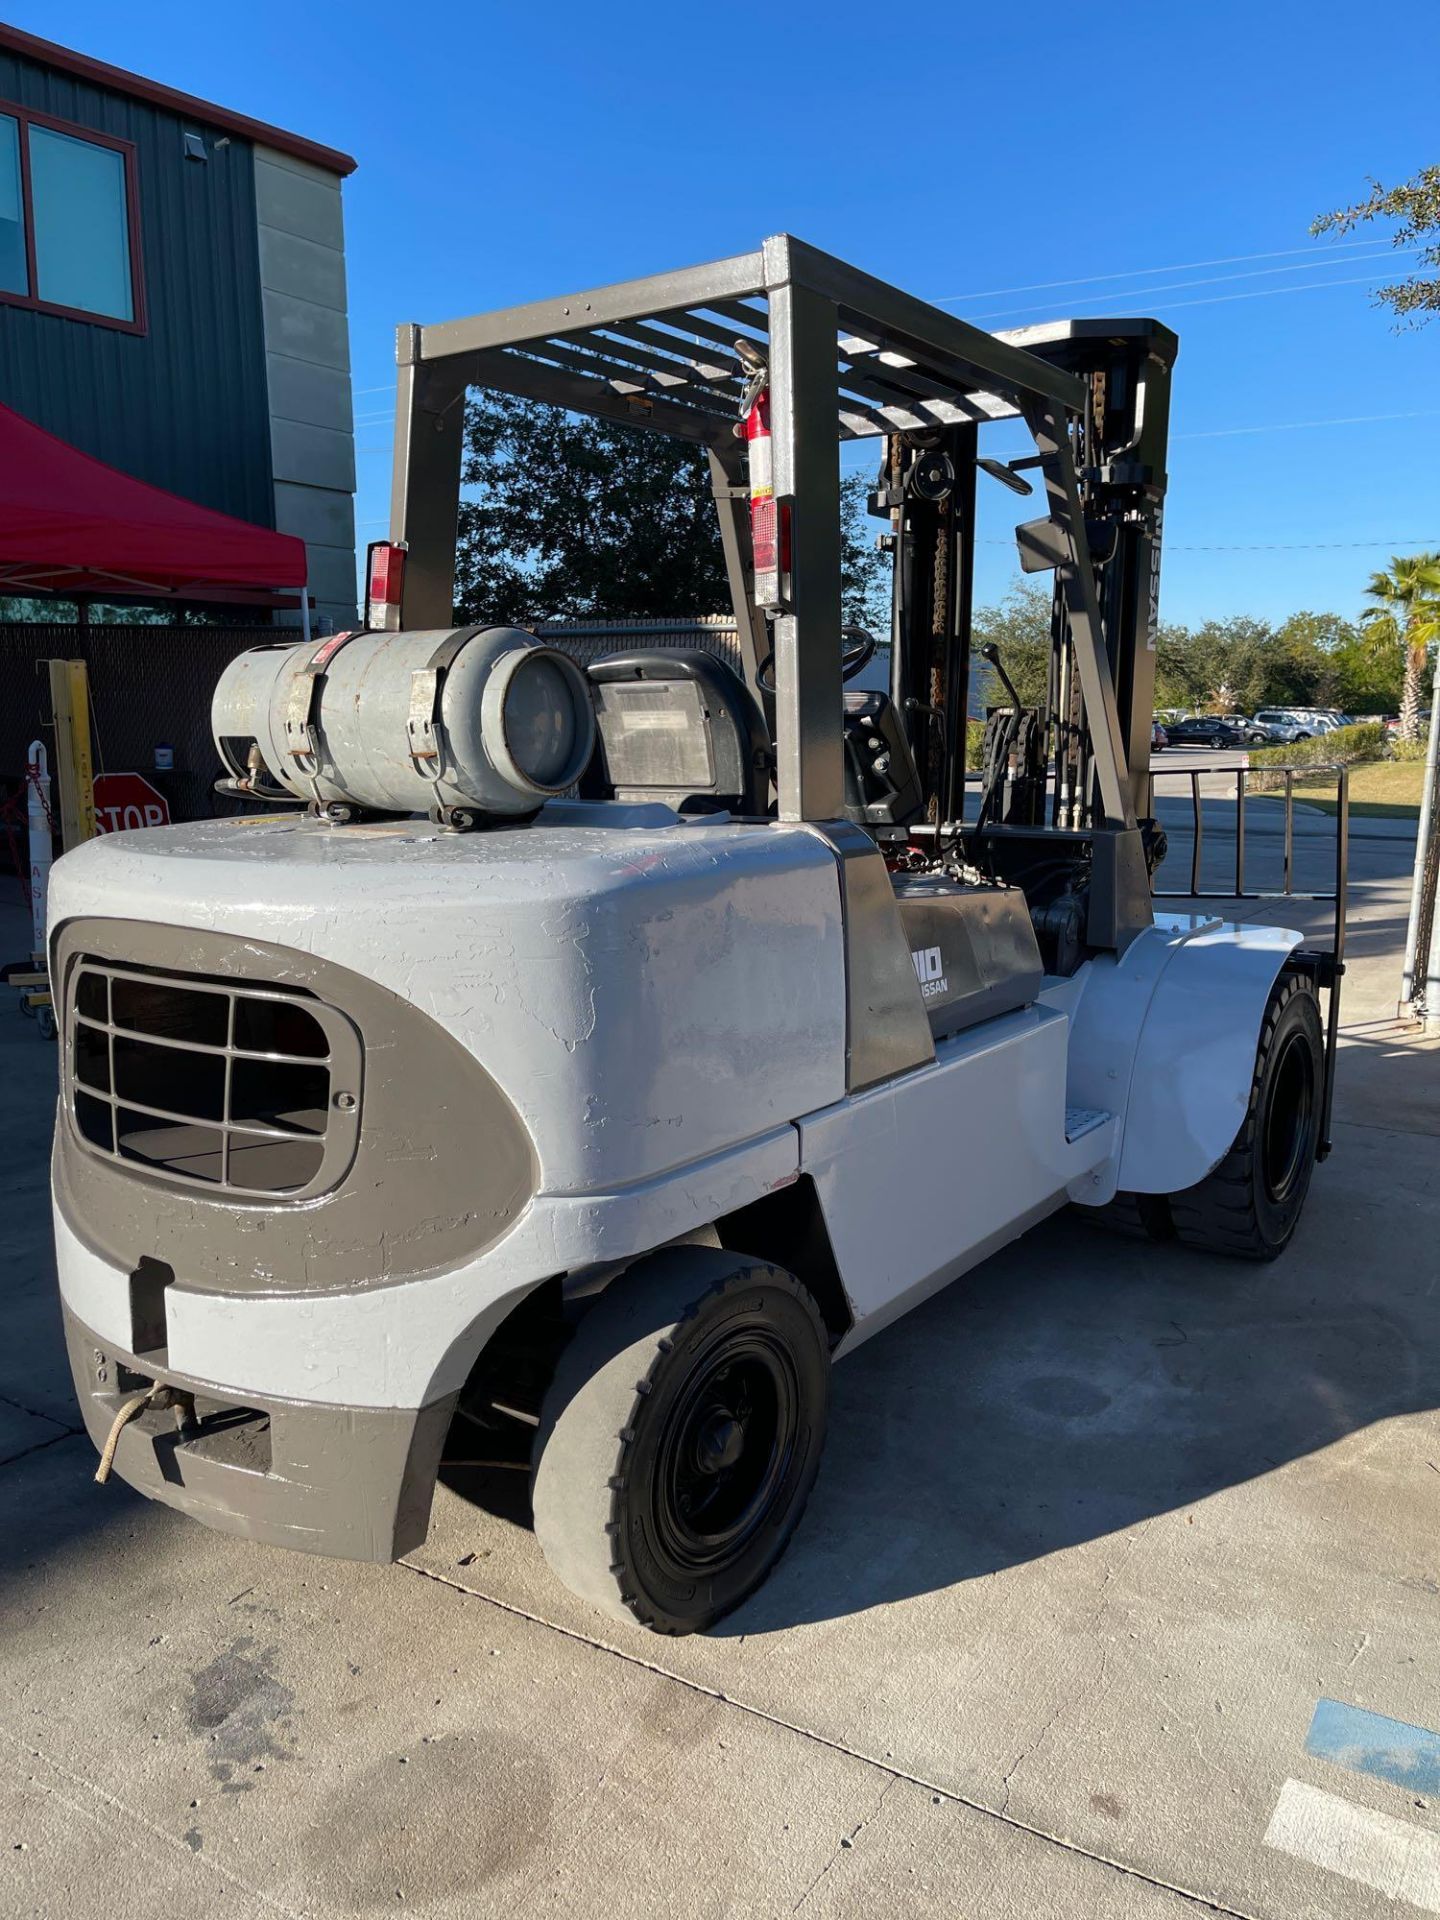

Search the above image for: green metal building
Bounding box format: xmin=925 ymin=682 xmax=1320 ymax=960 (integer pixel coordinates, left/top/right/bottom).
xmin=0 ymin=23 xmax=358 ymax=629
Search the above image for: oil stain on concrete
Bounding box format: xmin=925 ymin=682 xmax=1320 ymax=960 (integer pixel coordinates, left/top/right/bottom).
xmin=185 ymin=1635 xmax=297 ymax=1791
xmin=301 ymin=1732 xmax=553 ymax=1911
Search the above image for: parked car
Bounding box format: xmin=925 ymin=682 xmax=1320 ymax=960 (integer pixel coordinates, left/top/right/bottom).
xmin=1164 ymin=716 xmax=1248 ymax=747
xmin=1220 ymin=714 xmax=1271 ymax=744
xmin=1151 ymin=719 xmax=1169 ymax=751
xmin=1252 ymin=709 xmax=1312 ymax=743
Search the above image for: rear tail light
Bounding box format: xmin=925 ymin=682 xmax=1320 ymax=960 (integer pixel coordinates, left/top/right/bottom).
xmin=365 ymin=541 xmax=407 ymax=631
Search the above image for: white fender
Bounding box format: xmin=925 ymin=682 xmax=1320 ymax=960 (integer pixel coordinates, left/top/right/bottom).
xmin=1065 ymin=912 xmax=1302 ymax=1201
xmin=1117 ymin=917 xmax=1301 ymax=1192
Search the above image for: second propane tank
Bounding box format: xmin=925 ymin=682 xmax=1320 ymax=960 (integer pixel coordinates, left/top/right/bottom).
xmin=213 ymin=625 xmax=596 ymax=819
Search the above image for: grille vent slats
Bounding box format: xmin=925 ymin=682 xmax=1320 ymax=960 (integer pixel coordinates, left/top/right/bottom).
xmin=65 ymin=960 xmax=360 ymax=1199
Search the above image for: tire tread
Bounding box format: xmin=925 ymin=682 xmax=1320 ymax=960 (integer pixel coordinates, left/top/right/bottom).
xmin=531 ymin=1249 xmax=827 ymax=1635
xmin=1169 ymin=971 xmax=1321 ymax=1261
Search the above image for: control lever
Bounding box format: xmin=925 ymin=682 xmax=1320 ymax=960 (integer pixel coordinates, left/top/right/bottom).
xmin=974 ymin=644 xmax=1023 ymax=842
xmin=979 ymin=642 xmax=1022 ymax=715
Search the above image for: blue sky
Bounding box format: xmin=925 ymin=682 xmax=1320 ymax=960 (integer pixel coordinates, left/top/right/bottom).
xmin=25 ymin=0 xmax=1440 ymax=626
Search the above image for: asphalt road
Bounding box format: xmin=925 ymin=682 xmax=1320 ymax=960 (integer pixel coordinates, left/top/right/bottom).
xmin=3 ymin=823 xmax=1438 ymax=1919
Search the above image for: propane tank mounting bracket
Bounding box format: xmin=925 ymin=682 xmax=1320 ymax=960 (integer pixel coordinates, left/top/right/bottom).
xmin=405 ymin=627 xmax=508 ymax=794
xmin=282 ymin=630 xmax=361 ymax=795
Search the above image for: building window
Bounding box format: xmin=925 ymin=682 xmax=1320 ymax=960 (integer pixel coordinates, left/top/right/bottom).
xmin=0 ymin=113 xmax=24 ymax=295
xmin=0 ymin=101 xmax=143 ymax=331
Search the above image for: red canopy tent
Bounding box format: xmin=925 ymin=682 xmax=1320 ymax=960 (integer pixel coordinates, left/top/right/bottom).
xmin=0 ymin=400 xmax=309 ymax=625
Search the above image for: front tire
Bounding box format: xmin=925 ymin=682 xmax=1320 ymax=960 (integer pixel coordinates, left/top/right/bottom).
xmin=532 ymin=1249 xmax=830 ymax=1635
xmin=1168 ymin=971 xmax=1324 ymax=1260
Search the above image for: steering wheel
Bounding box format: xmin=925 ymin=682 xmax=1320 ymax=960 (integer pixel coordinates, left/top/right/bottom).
xmin=841 ymin=626 xmax=878 ymax=682
xmin=756 ymin=625 xmax=879 ymax=694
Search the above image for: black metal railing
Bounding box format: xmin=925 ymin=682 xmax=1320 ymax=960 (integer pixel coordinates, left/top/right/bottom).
xmin=1146 ymin=760 xmax=1349 ymax=1158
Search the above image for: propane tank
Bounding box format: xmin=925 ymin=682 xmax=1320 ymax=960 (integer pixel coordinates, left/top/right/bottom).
xmin=213 ymin=626 xmax=596 ymax=820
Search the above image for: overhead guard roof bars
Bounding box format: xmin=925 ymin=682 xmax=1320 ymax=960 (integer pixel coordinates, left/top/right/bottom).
xmin=402 ymin=234 xmax=1086 ymax=446
xmin=389 ymin=234 xmax=1115 ymax=825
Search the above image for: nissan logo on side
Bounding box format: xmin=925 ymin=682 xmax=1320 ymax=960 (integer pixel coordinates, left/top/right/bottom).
xmin=911 ymin=945 xmax=948 ymax=999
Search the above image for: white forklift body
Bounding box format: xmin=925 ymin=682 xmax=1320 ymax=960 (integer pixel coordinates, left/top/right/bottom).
xmin=50 ymin=237 xmax=1344 ymax=1632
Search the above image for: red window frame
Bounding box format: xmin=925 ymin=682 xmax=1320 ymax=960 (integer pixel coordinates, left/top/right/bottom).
xmin=0 ymin=98 xmax=146 ymax=335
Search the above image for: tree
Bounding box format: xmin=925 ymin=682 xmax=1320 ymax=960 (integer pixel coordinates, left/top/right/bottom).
xmin=971 ymin=580 xmax=1053 ymax=706
xmin=1155 ymin=616 xmax=1274 ymax=713
xmin=1269 ymin=611 xmax=1354 ymax=708
xmin=453 ymin=391 xmax=887 ymax=630
xmin=1328 ymin=623 xmax=1403 ymax=715
xmin=1361 ymin=554 xmax=1440 ymax=738
xmin=1312 ymin=166 xmax=1440 ymax=325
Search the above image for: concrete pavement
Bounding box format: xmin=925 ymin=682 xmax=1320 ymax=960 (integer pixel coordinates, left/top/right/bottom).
xmin=3 ymin=818 xmax=1438 ymax=1919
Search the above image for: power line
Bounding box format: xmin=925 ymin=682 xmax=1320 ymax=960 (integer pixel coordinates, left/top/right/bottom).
xmin=1175 ymin=408 xmax=1440 ymax=442
xmin=1144 ymin=271 xmax=1418 ymax=315
xmin=931 ymin=237 xmax=1408 ymax=307
xmin=1171 ymin=537 xmax=1440 ymax=553
xmin=968 ymin=250 xmax=1419 ymax=323
xmin=980 ymin=536 xmax=1439 ymax=553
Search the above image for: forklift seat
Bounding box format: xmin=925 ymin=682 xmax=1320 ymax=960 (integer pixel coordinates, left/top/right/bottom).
xmin=586 ymin=651 xmax=770 ymax=814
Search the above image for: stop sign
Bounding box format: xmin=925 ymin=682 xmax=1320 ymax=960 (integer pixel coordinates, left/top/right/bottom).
xmin=93 ymin=772 xmax=171 ymax=835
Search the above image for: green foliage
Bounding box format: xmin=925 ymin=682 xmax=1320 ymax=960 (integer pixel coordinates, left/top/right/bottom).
xmin=1150 ymin=610 xmax=1399 ymax=715
xmin=0 ymin=597 xmax=236 ymax=626
xmin=1155 ymin=615 xmax=1272 ymax=711
xmin=971 ymin=589 xmax=1412 ymax=724
xmin=1361 ymin=553 xmax=1440 ymax=741
xmin=837 ymin=471 xmax=892 ymax=633
xmin=1387 ymin=735 xmax=1429 ymax=762
xmin=971 ymin=580 xmax=1052 ymax=707
xmin=452 ymin=391 xmax=887 ymax=628
xmin=1312 ymin=166 xmax=1440 ymax=325
xmin=1249 ymin=723 xmax=1388 ymax=784
xmin=454 ymin=393 xmax=728 ymax=623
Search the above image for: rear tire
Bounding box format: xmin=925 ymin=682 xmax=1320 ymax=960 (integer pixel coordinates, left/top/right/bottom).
xmin=1168 ymin=970 xmax=1323 ymax=1260
xmin=532 ymin=1248 xmax=830 ymax=1635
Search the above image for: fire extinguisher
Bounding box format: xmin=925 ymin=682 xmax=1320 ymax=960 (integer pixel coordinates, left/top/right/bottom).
xmin=737 ymin=348 xmax=786 ymax=612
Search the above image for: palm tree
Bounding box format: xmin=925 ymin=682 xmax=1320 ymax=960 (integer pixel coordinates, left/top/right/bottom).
xmin=1361 ymin=553 xmax=1440 ymax=741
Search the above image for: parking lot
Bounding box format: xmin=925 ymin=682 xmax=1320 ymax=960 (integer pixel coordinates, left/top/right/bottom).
xmin=4 ymin=786 xmax=1439 ymax=1919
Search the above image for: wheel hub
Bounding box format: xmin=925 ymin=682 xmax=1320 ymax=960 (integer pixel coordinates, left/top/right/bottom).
xmin=694 ymin=1408 xmax=745 ymax=1474
xmin=653 ymin=1330 xmax=800 ymax=1577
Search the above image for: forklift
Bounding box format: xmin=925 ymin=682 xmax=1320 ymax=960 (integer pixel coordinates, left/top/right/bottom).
xmin=48 ymin=236 xmax=1343 ymax=1633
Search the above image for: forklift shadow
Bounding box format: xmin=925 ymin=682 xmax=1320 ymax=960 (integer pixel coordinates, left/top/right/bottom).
xmin=711 ymin=1062 xmax=1437 ymax=1632
xmin=432 ymin=1019 xmax=1437 ymax=1638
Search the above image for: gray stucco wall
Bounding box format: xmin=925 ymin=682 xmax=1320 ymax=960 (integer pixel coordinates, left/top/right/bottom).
xmin=254 ymin=144 xmax=357 ymax=629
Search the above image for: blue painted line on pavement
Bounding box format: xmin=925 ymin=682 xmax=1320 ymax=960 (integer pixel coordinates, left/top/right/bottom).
xmin=1307 ymin=1698 xmax=1440 ymax=1798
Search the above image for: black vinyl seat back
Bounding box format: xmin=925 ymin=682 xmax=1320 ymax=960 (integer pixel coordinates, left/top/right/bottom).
xmin=585 ymin=650 xmax=770 ymax=814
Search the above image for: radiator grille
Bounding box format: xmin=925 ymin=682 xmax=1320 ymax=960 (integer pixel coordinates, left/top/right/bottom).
xmin=65 ymin=961 xmax=361 ymax=1198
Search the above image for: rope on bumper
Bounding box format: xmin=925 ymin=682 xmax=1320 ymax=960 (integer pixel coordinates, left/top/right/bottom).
xmin=94 ymin=1385 xmax=164 ymax=1484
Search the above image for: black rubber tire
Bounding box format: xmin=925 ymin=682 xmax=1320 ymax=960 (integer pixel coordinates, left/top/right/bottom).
xmin=1168 ymin=970 xmax=1324 ymax=1261
xmin=531 ymin=1247 xmax=830 ymax=1635
xmin=1077 ymin=1189 xmax=1175 ymax=1242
